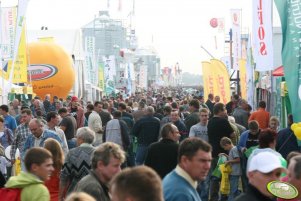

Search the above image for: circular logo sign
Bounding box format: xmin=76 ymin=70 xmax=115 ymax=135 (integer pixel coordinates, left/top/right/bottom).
xmin=267 ymin=181 xmax=298 ymax=199
xmin=28 ymin=64 xmax=58 ymax=81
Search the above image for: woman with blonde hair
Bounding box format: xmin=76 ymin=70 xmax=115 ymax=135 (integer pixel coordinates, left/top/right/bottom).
xmin=44 ymin=138 xmax=64 ymax=201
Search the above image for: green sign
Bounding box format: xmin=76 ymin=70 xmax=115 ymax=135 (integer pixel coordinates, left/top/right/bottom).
xmin=274 ymin=0 xmax=301 ymax=122
xmin=267 ymin=181 xmax=298 ymax=199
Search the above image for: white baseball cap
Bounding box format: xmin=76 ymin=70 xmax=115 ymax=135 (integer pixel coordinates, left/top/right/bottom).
xmin=248 ymin=151 xmax=285 ymax=173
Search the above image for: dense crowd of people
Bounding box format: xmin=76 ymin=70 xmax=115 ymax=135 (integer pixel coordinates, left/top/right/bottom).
xmin=0 ymin=90 xmax=300 ymax=201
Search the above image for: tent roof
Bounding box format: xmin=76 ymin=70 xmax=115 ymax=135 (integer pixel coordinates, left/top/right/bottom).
xmin=272 ymin=65 xmax=284 ymax=76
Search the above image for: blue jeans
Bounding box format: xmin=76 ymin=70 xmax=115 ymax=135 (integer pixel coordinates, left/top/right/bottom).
xmin=67 ymin=138 xmax=77 ymax=150
xmin=135 ymin=144 xmax=148 ymax=165
xmin=228 ymin=175 xmax=240 ymax=201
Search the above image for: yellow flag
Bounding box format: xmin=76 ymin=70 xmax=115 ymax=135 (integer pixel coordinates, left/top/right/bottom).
xmin=210 ymin=59 xmax=231 ymax=104
xmin=239 ymin=59 xmax=247 ymax=100
xmin=6 ymin=26 xmax=28 ymax=83
xmin=202 ymin=61 xmax=217 ymax=100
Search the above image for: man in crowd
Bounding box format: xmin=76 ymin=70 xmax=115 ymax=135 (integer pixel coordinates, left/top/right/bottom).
xmin=160 ymin=105 xmax=172 ymax=128
xmin=226 ymin=94 xmax=239 ymax=116
xmin=238 ymin=120 xmax=260 ymax=149
xmin=46 ymin=111 xmax=69 ymax=156
xmin=69 ymin=96 xmax=85 ymax=129
xmin=287 ymin=155 xmax=301 ymax=201
xmin=170 ymin=110 xmax=188 ymax=141
xmin=23 ymin=119 xmax=62 ymax=154
xmin=103 ymin=111 xmax=130 ymax=152
xmin=110 ymin=166 xmax=164 ymax=201
xmin=233 ymin=99 xmax=249 ymax=129
xmin=132 ymin=101 xmax=146 ymax=122
xmin=189 ymin=108 xmax=209 ymax=142
xmin=5 ymin=147 xmax=54 ymax=201
xmin=75 ymin=142 xmax=125 ymax=201
xmin=235 ymin=151 xmax=286 ymax=201
xmin=205 ymin=93 xmax=215 ymax=118
xmin=276 ymin=114 xmax=299 ymax=159
xmin=60 ymin=127 xmax=95 ymax=199
xmin=10 ymin=109 xmax=32 ymax=168
xmin=99 ymin=102 xmax=113 ymax=127
xmin=145 ymin=123 xmax=180 ymax=178
xmin=185 ymin=99 xmax=200 ymax=133
xmin=248 ymin=100 xmax=270 ymax=129
xmin=132 ymin=106 xmax=160 ymax=165
xmin=9 ymin=99 xmax=21 ymax=117
xmin=163 ymin=138 xmax=212 ymax=201
xmin=0 ymin=104 xmax=17 ymax=132
xmin=208 ymin=103 xmax=234 ymax=201
xmin=88 ymin=101 xmax=103 ymax=146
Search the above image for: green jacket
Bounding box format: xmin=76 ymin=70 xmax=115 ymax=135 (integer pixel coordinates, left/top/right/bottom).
xmin=5 ymin=171 xmax=50 ymax=201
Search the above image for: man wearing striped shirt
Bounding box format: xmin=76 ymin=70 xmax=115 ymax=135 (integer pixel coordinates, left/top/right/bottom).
xmin=10 ymin=109 xmax=32 ymax=169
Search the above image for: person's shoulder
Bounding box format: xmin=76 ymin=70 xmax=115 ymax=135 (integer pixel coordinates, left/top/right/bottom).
xmin=22 ymin=183 xmax=49 ymax=201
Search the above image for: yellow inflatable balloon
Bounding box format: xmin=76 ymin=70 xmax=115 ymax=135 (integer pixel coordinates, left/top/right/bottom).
xmin=291 ymin=123 xmax=298 ymax=131
xmin=294 ymin=127 xmax=301 ymax=140
xmin=27 ymin=42 xmax=75 ymax=99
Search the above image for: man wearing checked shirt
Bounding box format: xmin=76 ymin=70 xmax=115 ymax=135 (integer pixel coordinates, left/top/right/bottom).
xmin=10 ymin=109 xmax=32 ymax=170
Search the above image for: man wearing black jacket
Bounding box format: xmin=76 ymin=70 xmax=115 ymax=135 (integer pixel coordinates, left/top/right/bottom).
xmin=144 ymin=123 xmax=180 ymax=178
xmin=132 ymin=106 xmax=160 ymax=165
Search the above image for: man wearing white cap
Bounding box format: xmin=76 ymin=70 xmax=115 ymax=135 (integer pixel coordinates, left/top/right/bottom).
xmin=235 ymin=151 xmax=286 ymax=201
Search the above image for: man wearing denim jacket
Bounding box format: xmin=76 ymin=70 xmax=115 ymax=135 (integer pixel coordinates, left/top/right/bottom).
xmin=23 ymin=118 xmax=62 ymax=159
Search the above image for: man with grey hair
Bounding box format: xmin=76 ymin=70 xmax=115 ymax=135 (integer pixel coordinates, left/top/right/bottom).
xmin=23 ymin=118 xmax=62 ymax=158
xmin=132 ymin=106 xmax=160 ymax=165
xmin=75 ymin=142 xmax=125 ymax=201
xmin=59 ymin=127 xmax=96 ymax=200
xmin=9 ymin=99 xmax=21 ymax=117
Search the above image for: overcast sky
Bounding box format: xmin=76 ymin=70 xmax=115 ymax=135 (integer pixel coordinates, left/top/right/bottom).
xmin=1 ymin=0 xmax=280 ymax=74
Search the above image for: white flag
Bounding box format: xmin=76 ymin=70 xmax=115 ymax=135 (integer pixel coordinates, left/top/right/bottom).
xmin=252 ymin=0 xmax=274 ymax=71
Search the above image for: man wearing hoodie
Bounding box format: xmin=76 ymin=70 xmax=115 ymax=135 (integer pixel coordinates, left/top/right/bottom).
xmin=5 ymin=147 xmax=54 ymax=201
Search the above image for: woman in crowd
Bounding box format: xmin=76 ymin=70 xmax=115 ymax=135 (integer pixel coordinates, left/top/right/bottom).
xmin=44 ymin=138 xmax=64 ymax=201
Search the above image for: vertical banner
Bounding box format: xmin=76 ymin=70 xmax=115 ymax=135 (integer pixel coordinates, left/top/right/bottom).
xmin=0 ymin=6 xmax=17 ymax=60
xmin=202 ymin=61 xmax=217 ymax=101
xmin=8 ymin=0 xmax=29 ymax=87
xmin=98 ymin=62 xmax=105 ymax=91
xmin=84 ymin=36 xmax=96 ymax=85
xmin=239 ymin=59 xmax=247 ymax=100
xmin=210 ymin=59 xmax=231 ymax=104
xmin=230 ymin=9 xmax=241 ymax=70
xmin=127 ymin=63 xmax=132 ymax=95
xmin=275 ymin=0 xmax=301 ymax=122
xmin=6 ymin=26 xmax=27 ymax=83
xmin=252 ymin=0 xmax=273 ymax=71
xmin=139 ymin=65 xmax=148 ymax=89
xmin=103 ymin=56 xmax=116 ymax=95
xmin=246 ymin=35 xmax=255 ymax=109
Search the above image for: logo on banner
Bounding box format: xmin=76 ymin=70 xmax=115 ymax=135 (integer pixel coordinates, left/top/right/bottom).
xmin=28 ymin=64 xmax=58 ymax=81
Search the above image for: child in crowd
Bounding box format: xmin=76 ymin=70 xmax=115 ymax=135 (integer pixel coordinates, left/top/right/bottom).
xmin=220 ymin=137 xmax=241 ymax=201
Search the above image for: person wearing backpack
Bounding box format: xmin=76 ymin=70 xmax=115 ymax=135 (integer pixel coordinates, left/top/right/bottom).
xmin=3 ymin=147 xmax=54 ymax=201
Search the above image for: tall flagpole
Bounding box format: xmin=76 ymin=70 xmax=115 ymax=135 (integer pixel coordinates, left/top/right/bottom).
xmin=0 ymin=1 xmax=5 ymax=104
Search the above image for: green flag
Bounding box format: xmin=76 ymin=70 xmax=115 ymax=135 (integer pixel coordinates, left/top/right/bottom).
xmin=274 ymin=0 xmax=301 ymax=122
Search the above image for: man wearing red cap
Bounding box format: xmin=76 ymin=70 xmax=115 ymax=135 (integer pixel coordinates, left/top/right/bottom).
xmin=68 ymin=96 xmax=85 ymax=129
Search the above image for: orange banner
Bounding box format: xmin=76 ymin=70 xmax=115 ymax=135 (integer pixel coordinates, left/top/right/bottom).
xmin=239 ymin=59 xmax=247 ymax=100
xmin=210 ymin=59 xmax=231 ymax=104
